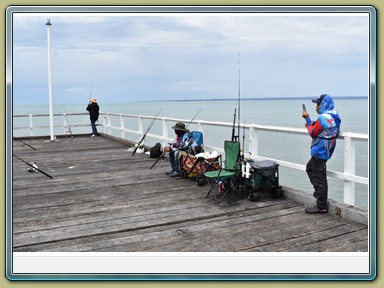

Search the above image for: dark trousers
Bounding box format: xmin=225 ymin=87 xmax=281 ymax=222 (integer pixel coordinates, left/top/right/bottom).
xmin=168 ymin=150 xmax=180 ymax=171
xmin=306 ymin=156 xmax=328 ymax=210
xmin=90 ymin=119 xmax=98 ymax=135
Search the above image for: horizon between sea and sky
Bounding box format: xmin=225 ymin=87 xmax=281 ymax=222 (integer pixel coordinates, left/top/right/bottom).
xmin=12 ymin=11 xmax=369 ymax=106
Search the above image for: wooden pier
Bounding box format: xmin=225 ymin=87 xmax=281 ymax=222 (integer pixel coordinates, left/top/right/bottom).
xmin=12 ymin=135 xmax=368 ymax=252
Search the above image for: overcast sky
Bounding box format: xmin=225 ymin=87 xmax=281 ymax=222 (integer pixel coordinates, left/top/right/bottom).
xmin=11 ymin=12 xmax=370 ymax=105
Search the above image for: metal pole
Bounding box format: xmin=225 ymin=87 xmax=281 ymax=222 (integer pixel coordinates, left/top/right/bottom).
xmin=46 ymin=19 xmax=54 ymax=141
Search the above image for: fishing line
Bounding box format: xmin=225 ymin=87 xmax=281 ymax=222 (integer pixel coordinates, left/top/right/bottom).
xmin=242 ymin=120 xmax=246 ymax=157
xmin=237 ymin=53 xmax=241 ymax=143
xmin=186 ymin=107 xmax=203 ymax=128
xmin=89 ymin=79 xmax=93 ymax=102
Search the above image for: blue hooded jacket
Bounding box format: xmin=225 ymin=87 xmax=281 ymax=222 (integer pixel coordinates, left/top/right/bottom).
xmin=305 ymin=94 xmax=341 ymax=160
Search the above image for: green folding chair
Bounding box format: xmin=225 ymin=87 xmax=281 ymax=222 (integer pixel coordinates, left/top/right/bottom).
xmin=204 ymin=141 xmax=242 ymax=203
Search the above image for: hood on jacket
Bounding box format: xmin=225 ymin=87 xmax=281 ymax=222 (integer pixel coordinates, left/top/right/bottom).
xmin=318 ymin=94 xmax=334 ymax=114
xmin=319 ymin=94 xmax=341 ymax=127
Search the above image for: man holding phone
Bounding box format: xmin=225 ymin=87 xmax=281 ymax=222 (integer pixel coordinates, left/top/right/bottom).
xmin=301 ymin=94 xmax=341 ymax=214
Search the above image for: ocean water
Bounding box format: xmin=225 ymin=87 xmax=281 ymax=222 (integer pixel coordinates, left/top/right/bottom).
xmin=12 ymin=98 xmax=371 ymax=209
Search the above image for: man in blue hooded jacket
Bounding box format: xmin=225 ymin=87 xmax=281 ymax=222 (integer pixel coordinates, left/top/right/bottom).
xmin=302 ymin=94 xmax=341 ymax=214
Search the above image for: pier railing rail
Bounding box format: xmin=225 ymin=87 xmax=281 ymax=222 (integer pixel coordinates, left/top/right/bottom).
xmin=13 ymin=112 xmax=369 ymax=208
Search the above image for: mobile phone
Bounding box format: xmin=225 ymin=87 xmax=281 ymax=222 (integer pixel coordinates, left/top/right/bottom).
xmin=302 ymin=104 xmax=306 ymax=112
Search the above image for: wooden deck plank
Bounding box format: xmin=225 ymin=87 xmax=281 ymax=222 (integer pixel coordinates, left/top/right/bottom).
xmin=12 ymin=136 xmax=369 ymax=252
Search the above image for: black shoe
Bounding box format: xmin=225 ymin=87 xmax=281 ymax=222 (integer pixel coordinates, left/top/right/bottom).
xmin=305 ymin=206 xmax=328 ymax=214
xmin=165 ymin=170 xmax=174 ymax=175
xmin=169 ymin=171 xmax=179 ymax=177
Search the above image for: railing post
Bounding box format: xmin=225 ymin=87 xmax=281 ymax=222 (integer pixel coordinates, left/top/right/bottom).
xmin=103 ymin=113 xmax=107 ymax=135
xmin=343 ymin=136 xmax=356 ymax=205
xmin=63 ymin=113 xmax=67 ymax=135
xmin=101 ymin=114 xmax=104 ymax=134
xmin=162 ymin=118 xmax=168 ymax=147
xmin=108 ymin=113 xmax=112 ymax=135
xmin=197 ymin=121 xmax=205 ymax=151
xmin=103 ymin=113 xmax=111 ymax=135
xmin=120 ymin=114 xmax=125 ymax=139
xmin=137 ymin=116 xmax=144 ymax=143
xmin=198 ymin=121 xmax=204 ymax=133
xmin=29 ymin=114 xmax=34 ymax=137
xmin=249 ymin=125 xmax=258 ymax=157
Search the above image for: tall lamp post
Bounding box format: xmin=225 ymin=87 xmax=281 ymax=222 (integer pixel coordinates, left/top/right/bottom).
xmin=46 ymin=19 xmax=54 ymax=141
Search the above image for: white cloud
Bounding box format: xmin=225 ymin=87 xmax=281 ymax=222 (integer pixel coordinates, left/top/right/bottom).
xmin=11 ymin=12 xmax=370 ymax=104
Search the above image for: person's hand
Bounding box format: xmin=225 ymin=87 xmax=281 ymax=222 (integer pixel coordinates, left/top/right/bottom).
xmin=164 ymin=145 xmax=170 ymax=152
xmin=302 ymin=111 xmax=309 ymax=119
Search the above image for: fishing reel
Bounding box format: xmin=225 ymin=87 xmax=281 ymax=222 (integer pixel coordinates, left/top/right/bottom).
xmin=131 ymin=143 xmax=145 ymax=154
xmin=65 ymin=130 xmax=74 ymax=138
xmin=137 ymin=144 xmax=145 ymax=153
xmin=26 ymin=162 xmax=38 ymax=173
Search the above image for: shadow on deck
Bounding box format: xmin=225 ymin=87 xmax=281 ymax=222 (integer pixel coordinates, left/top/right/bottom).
xmin=12 ymin=135 xmax=368 ymax=252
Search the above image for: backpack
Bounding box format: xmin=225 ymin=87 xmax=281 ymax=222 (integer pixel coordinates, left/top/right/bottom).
xmin=149 ymin=143 xmax=162 ymax=158
xmin=181 ymin=131 xmax=204 ymax=155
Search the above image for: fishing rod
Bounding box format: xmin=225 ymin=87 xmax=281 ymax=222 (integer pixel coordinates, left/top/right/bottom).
xmin=13 ymin=154 xmax=53 ymax=179
xmin=150 ymin=108 xmax=203 ymax=170
xmin=132 ymin=107 xmax=163 ymax=156
xmin=13 ymin=136 xmax=36 ymax=150
xmin=149 ymin=148 xmax=165 ymax=169
xmin=231 ymin=54 xmax=242 ymax=142
xmin=186 ymin=107 xmax=203 ymax=128
xmin=61 ymin=102 xmax=73 ymax=138
xmin=237 ymin=53 xmax=241 ymax=144
xmin=242 ymin=120 xmax=246 ymax=158
xmin=231 ymin=107 xmax=238 ymax=142
xmin=89 ymin=80 xmax=93 ymax=102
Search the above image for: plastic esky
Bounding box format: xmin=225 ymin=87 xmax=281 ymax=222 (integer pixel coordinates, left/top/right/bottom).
xmin=11 ymin=11 xmax=370 ymax=105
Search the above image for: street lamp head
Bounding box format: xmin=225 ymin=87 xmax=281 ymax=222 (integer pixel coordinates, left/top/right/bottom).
xmin=46 ymin=19 xmax=52 ymax=26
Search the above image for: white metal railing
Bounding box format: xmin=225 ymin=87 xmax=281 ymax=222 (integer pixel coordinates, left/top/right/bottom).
xmin=13 ymin=112 xmax=369 ymax=208
xmin=13 ymin=112 xmax=90 ymax=137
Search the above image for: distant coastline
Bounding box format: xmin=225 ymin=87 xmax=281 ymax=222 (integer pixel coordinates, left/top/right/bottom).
xmin=153 ymin=96 xmax=368 ymax=103
xmin=12 ymin=96 xmax=368 ymax=106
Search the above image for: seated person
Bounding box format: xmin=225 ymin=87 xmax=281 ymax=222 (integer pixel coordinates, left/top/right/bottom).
xmin=163 ymin=122 xmax=190 ymax=178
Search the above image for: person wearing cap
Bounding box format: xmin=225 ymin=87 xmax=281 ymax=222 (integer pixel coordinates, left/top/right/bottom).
xmin=86 ymin=98 xmax=100 ymax=137
xmin=163 ymin=122 xmax=190 ymax=177
xmin=302 ymin=94 xmax=341 ymax=214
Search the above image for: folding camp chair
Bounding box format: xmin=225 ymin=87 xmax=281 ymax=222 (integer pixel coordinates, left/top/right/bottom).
xmin=204 ymin=141 xmax=242 ymax=203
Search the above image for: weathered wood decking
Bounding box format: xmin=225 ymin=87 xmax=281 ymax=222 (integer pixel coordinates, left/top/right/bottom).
xmin=12 ymin=135 xmax=368 ymax=252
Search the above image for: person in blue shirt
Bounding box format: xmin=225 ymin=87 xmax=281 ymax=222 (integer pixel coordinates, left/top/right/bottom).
xmin=302 ymin=94 xmax=341 ymax=214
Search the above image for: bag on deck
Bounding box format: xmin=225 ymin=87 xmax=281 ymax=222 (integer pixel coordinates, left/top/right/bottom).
xmin=149 ymin=143 xmax=162 ymax=158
